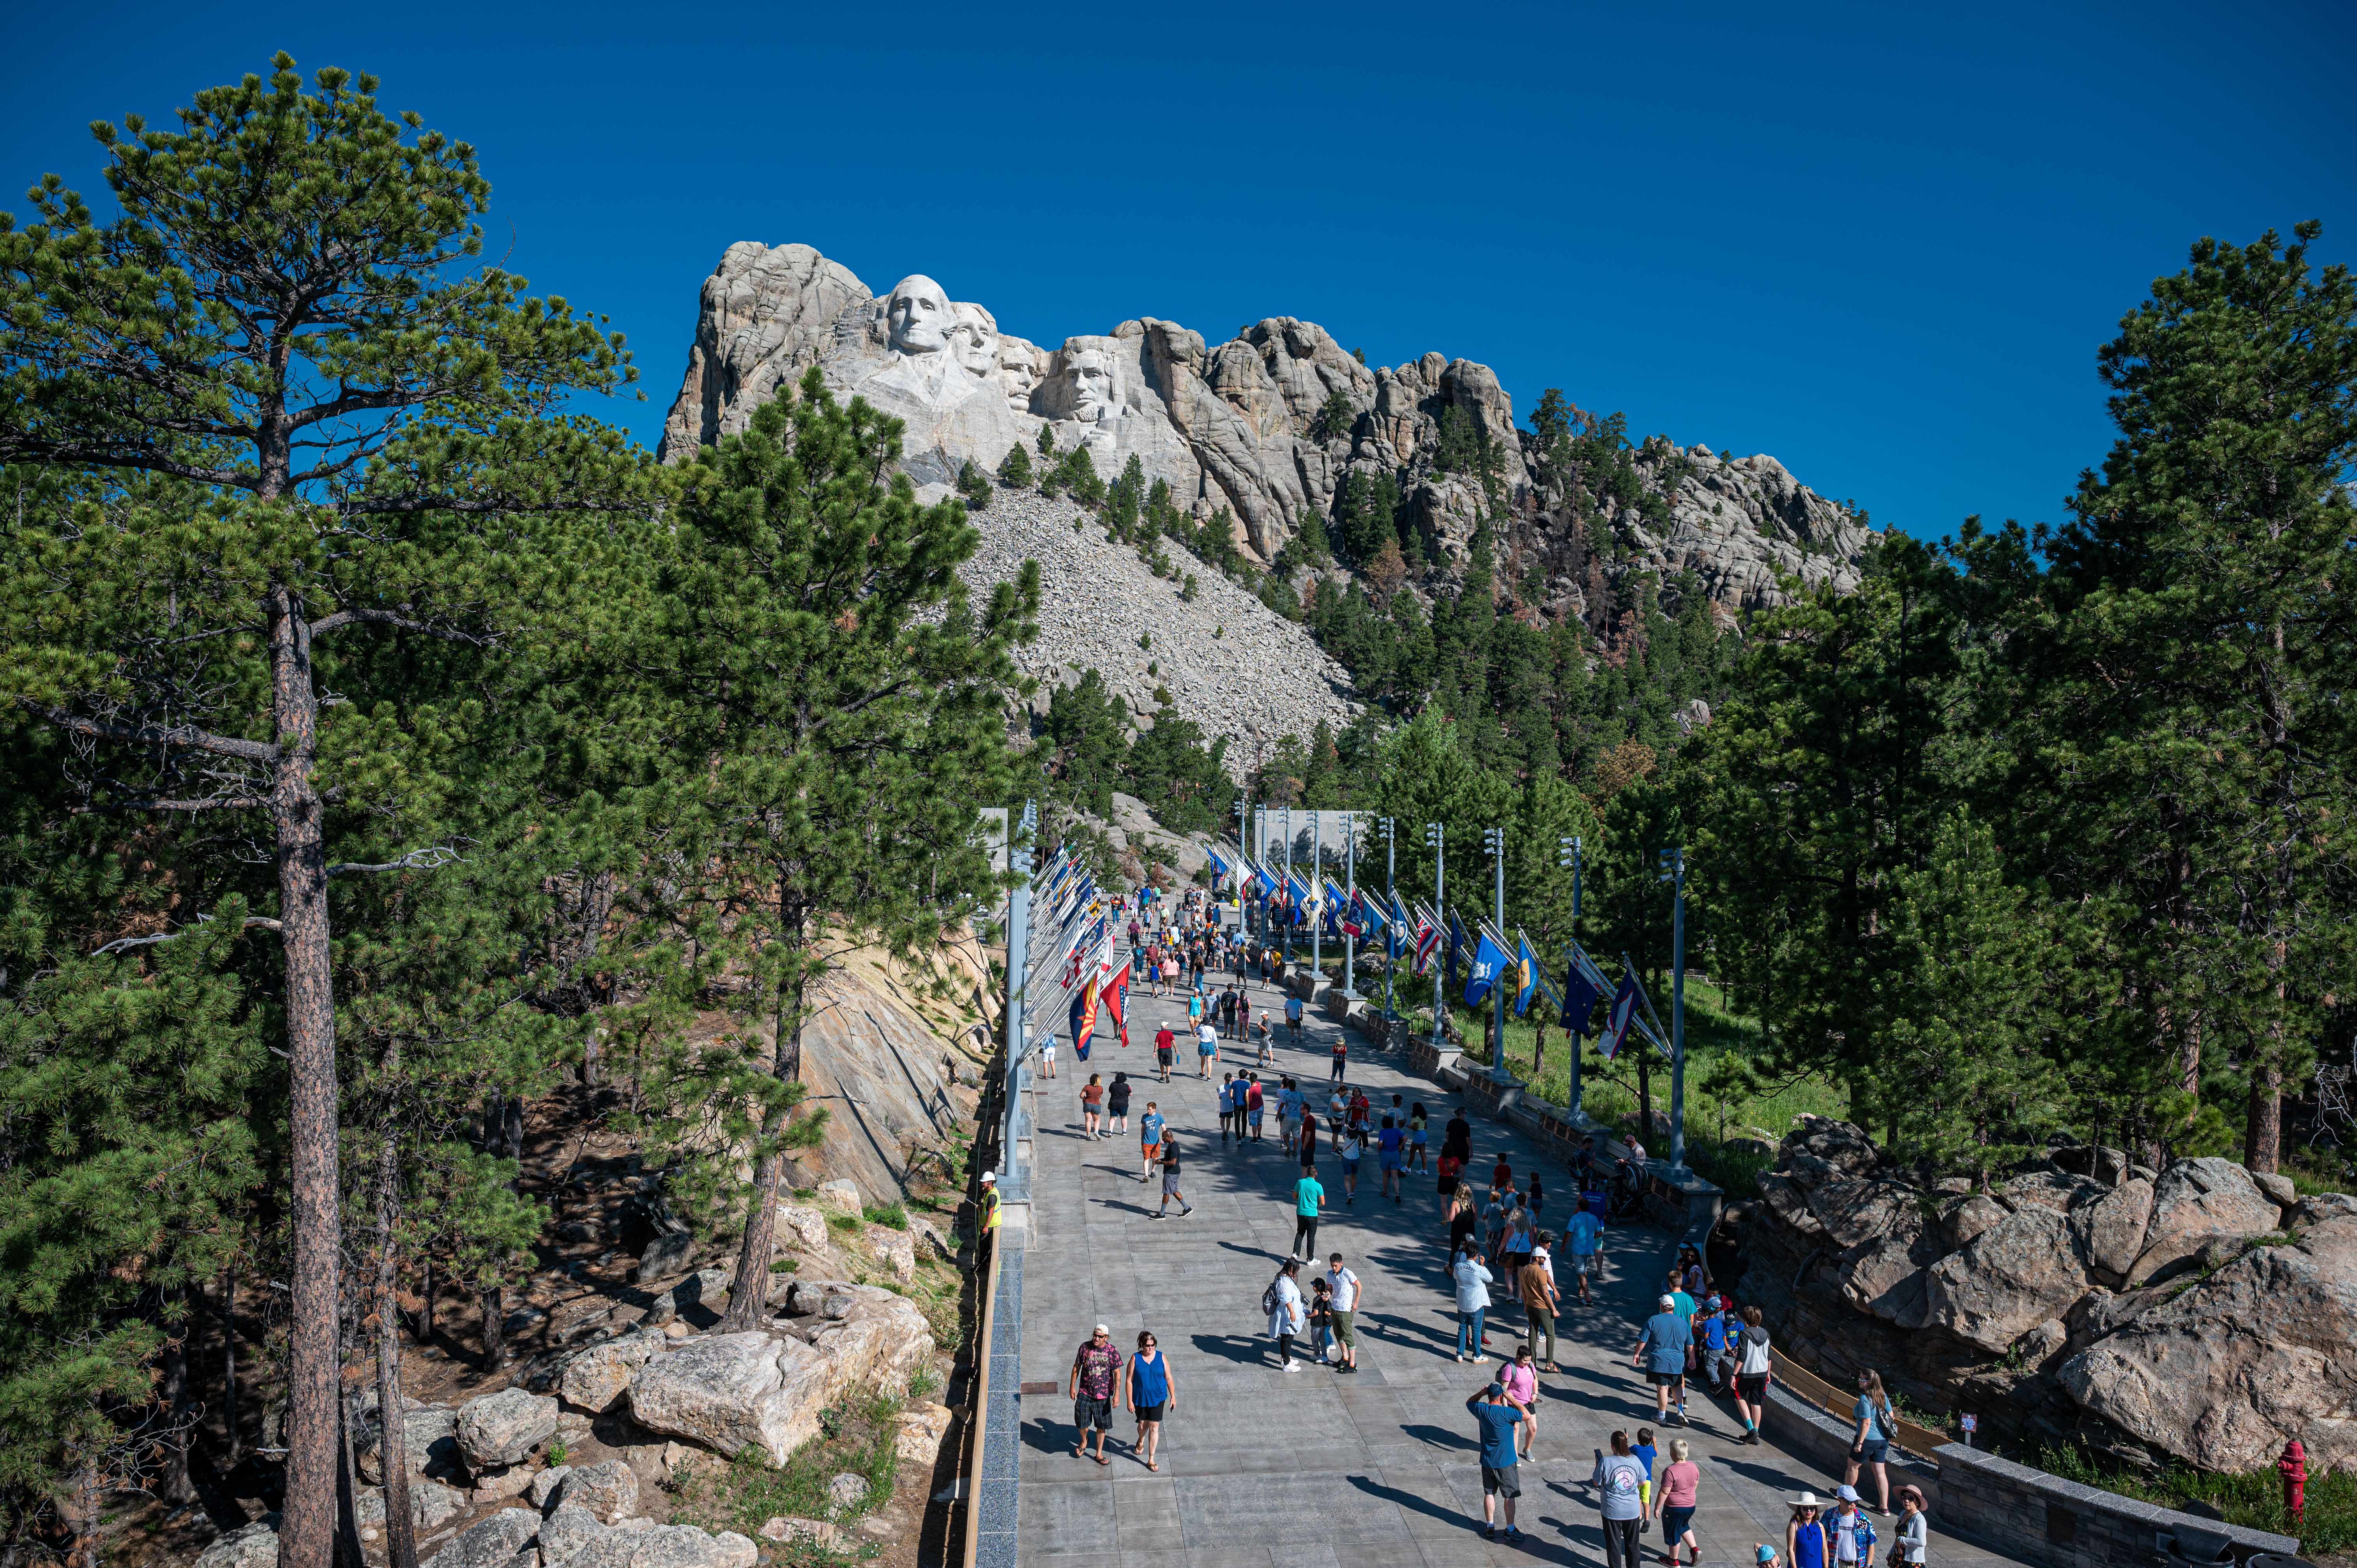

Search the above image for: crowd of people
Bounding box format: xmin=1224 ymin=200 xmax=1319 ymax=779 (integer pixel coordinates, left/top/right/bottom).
xmin=1048 ymin=882 xmax=1935 ymax=1564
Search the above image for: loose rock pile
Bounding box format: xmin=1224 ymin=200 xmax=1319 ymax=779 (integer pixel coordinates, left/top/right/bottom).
xmin=956 ymin=488 xmax=1360 ymax=778
xmin=1741 ymin=1116 xmax=2357 ymax=1473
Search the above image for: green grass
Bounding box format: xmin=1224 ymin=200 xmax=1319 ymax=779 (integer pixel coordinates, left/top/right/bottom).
xmin=861 ymin=1203 xmax=908 ymax=1232
xmin=667 ymin=1394 xmax=903 ymax=1561
xmin=2029 ymin=1441 xmax=2348 ymax=1551
xmin=827 ymin=1214 xmax=861 ymax=1233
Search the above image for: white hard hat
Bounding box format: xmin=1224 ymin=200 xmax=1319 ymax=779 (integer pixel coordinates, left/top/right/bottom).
xmin=981 ymin=1169 xmax=997 ymax=1183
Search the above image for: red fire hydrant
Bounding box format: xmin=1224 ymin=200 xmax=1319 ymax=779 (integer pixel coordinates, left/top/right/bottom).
xmin=2279 ymin=1437 xmax=2307 ymax=1527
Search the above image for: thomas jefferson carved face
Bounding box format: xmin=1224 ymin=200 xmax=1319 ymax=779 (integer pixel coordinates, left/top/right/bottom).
xmin=950 ymin=303 xmax=998 ymax=376
xmin=1064 ymin=347 xmax=1120 ymax=424
xmin=885 ymin=275 xmax=952 ymax=356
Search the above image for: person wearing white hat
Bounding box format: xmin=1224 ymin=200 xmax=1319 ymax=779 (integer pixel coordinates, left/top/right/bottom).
xmin=1785 ymin=1493 xmax=1832 ymax=1568
xmin=979 ymin=1170 xmax=1001 ymax=1233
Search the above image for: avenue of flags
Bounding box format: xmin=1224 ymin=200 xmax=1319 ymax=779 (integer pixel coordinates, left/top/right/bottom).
xmin=1028 ymin=836 xmax=1670 ymax=1068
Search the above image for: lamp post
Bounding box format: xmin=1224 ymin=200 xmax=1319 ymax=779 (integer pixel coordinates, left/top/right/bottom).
xmin=1485 ymin=826 xmax=1506 ymax=1076
xmin=1559 ymin=835 xmax=1583 ymax=1119
xmin=1659 ymin=845 xmax=1687 ymax=1171
xmin=1424 ymin=822 xmax=1445 ymax=1050
xmin=1379 ymin=818 xmax=1398 ymax=1021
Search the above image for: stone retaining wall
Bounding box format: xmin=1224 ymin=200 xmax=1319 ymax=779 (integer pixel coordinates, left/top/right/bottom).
xmin=1932 ymin=1443 xmax=2298 ymax=1568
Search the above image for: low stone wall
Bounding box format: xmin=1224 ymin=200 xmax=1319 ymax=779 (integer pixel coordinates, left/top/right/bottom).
xmin=1756 ymin=1387 xmax=2301 ymax=1568
xmin=1933 ymin=1442 xmax=2298 ymax=1568
xmin=1405 ymin=1037 xmax=1461 ymax=1080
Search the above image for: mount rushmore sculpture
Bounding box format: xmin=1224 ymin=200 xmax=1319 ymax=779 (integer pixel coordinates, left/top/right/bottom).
xmin=657 ymin=242 xmax=1532 ymax=563
xmin=658 ymin=242 xmax=1878 ymax=608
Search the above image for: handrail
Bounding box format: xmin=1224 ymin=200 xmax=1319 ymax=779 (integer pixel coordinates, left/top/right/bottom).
xmin=958 ymin=1228 xmax=1001 ymax=1568
xmin=1768 ymin=1349 xmax=1948 ymax=1461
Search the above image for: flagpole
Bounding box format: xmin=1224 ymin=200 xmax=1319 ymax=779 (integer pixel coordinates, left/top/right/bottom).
xmin=1424 ymin=823 xmax=1445 ymax=1052
xmin=1659 ymin=846 xmax=1688 ymax=1171
xmin=1569 ymin=837 xmax=1583 ymax=1119
xmin=1485 ymin=826 xmax=1506 ymax=1076
xmin=1309 ymin=809 xmax=1322 ymax=998
xmin=1282 ymin=803 xmax=1293 ymax=963
xmin=1345 ymin=815 xmax=1360 ymax=998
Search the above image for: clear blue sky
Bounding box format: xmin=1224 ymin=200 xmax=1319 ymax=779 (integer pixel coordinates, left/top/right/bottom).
xmin=7 ymin=2 xmax=2351 ymax=541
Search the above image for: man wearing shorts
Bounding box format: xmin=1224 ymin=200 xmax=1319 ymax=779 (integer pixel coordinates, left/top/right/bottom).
xmin=1466 ymin=1381 xmax=1528 ymax=1545
xmin=1326 ymin=1254 xmax=1363 ymax=1372
xmin=1067 ymin=1324 xmax=1120 ymax=1464
xmin=1155 ymin=1140 xmax=1190 ymax=1218
xmin=1153 ymin=1024 xmax=1176 ymax=1083
xmin=1245 ymin=1073 xmax=1265 ymax=1140
xmin=1217 ymin=1072 xmax=1237 ymax=1143
xmin=1633 ymin=1293 xmax=1695 ymax=1426
xmin=1566 ymin=1204 xmax=1604 ymax=1303
xmin=1138 ymin=1102 xmax=1164 ymax=1184
xmin=1285 ymin=990 xmax=1304 ymax=1045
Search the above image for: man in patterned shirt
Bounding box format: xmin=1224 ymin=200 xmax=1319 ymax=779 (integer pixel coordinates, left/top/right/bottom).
xmin=1068 ymin=1324 xmax=1121 ymax=1464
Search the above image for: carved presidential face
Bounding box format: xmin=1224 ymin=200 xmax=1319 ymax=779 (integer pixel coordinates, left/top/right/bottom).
xmin=950 ymin=303 xmax=998 ymax=376
xmin=999 ymin=344 xmax=1038 ymax=409
xmin=1065 ymin=348 xmax=1120 ymax=424
xmin=885 ymin=275 xmax=952 ymax=356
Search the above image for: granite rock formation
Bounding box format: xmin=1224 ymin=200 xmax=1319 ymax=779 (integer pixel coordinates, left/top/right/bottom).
xmin=1737 ymin=1116 xmax=2346 ymax=1473
xmin=657 ymin=242 xmax=1879 ymax=616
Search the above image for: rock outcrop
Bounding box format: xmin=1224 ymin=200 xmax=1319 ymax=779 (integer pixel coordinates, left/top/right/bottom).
xmin=657 ymin=243 xmax=1879 ymax=618
xmin=1739 ymin=1115 xmax=2350 ymax=1473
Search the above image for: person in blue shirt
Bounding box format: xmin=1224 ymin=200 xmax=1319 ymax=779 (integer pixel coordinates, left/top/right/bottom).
xmin=1564 ymin=1206 xmax=1605 ymax=1304
xmin=1465 ymin=1382 xmax=1530 ymax=1545
xmin=1633 ymin=1293 xmax=1696 ymax=1426
xmin=1138 ymin=1104 xmax=1165 ymax=1184
xmin=1700 ymin=1297 xmax=1733 ymax=1395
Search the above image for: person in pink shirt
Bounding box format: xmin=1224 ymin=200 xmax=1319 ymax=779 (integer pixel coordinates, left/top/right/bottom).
xmin=1501 ymin=1344 xmax=1541 ymax=1459
xmin=1652 ymin=1436 xmax=1703 ymax=1566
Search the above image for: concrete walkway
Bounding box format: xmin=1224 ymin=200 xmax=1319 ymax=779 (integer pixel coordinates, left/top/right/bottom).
xmin=1016 ymin=953 xmax=2026 ymax=1567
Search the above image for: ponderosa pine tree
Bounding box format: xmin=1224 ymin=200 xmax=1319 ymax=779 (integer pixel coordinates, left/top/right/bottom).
xmin=622 ymin=369 xmax=1036 ymax=1333
xmin=0 ymin=58 xmax=646 ymax=1568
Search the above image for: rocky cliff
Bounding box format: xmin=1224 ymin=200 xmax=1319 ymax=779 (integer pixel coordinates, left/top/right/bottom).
xmin=1740 ymin=1116 xmax=2357 ymax=1474
xmin=657 ymin=242 xmax=1881 ymax=621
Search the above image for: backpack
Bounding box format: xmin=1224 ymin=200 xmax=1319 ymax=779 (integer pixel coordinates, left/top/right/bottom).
xmin=1261 ymin=1272 xmax=1285 ymax=1316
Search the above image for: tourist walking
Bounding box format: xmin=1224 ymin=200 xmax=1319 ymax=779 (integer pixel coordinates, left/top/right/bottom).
xmin=1067 ymin=1324 xmax=1120 ymax=1465
xmin=1293 ymin=1165 xmax=1325 ymax=1262
xmin=1139 ymin=1101 xmax=1164 ymax=1182
xmin=1217 ymin=1072 xmax=1238 ymax=1143
xmin=1081 ymin=1072 xmax=1105 ymax=1139
xmin=1453 ymin=1245 xmax=1493 ymax=1363
xmin=1237 ymin=991 xmax=1252 ymax=1044
xmin=1846 ymin=1370 xmax=1896 ymax=1512
xmin=1155 ymin=1140 xmax=1191 ymax=1218
xmin=1733 ymin=1305 xmax=1772 ymax=1444
xmin=1298 ymin=1107 xmax=1319 ymax=1171
xmin=1567 ymin=1200 xmax=1603 ymax=1302
xmin=1330 ymin=1032 xmax=1348 ymax=1081
xmin=1447 ymin=1185 xmax=1481 ymax=1272
xmin=1122 ymin=1332 xmax=1174 ymax=1471
xmin=1285 ymin=988 xmax=1304 ymax=1047
xmin=1325 ymin=1253 xmax=1362 ymax=1373
xmin=1830 ymin=1486 xmax=1878 ymax=1568
xmin=1196 ymin=1017 xmax=1219 ymax=1076
xmin=1634 ymin=1293 xmax=1695 ymax=1425
xmin=1040 ymin=1032 xmax=1056 ymax=1079
xmin=1408 ymin=1102 xmax=1429 ymax=1172
xmin=1107 ymin=1072 xmax=1131 ymax=1133
xmin=1219 ymin=985 xmax=1239 ymax=1039
xmin=1377 ymin=1114 xmax=1405 ymax=1202
xmin=1339 ymin=1123 xmax=1364 ymax=1204
xmin=1786 ymin=1494 xmax=1833 ymax=1568
xmin=1652 ymin=1436 xmax=1703 ymax=1566
xmin=1520 ymin=1247 xmax=1560 ymax=1371
xmin=1502 ymin=1344 xmax=1539 ymax=1458
xmin=1245 ymin=1072 xmax=1265 ymax=1141
xmin=1153 ymin=1023 xmax=1175 ymax=1083
xmin=1264 ymin=1259 xmax=1306 ymax=1372
xmin=1467 ymin=1381 xmax=1530 ymax=1545
xmin=1592 ymin=1431 xmax=1647 ymax=1568
xmin=1894 ymin=1488 xmax=1927 ymax=1566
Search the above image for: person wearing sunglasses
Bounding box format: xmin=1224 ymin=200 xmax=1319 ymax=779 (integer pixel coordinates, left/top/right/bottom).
xmin=1124 ymin=1331 xmax=1176 ymax=1471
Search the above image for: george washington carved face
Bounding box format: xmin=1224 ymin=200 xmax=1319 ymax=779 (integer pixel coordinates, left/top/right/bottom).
xmin=885 ymin=275 xmax=952 ymax=356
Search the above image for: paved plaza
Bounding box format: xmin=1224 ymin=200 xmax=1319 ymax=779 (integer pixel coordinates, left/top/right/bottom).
xmin=1015 ymin=953 xmax=2028 ymax=1567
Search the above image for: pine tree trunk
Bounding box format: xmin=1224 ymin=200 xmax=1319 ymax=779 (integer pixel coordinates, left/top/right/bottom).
xmin=419 ymin=1257 xmax=434 ymax=1346
xmin=2246 ymin=1063 xmax=2283 ymax=1174
xmin=161 ymin=1290 xmax=194 ymax=1503
xmin=221 ymin=1268 xmax=241 ymax=1469
xmin=336 ymin=1386 xmax=367 ymax=1568
xmin=723 ymin=969 xmax=806 ymax=1334
xmin=376 ymin=1130 xmax=418 ymax=1568
xmin=481 ymin=1289 xmax=507 ymax=1371
xmin=271 ymin=584 xmax=342 ymax=1568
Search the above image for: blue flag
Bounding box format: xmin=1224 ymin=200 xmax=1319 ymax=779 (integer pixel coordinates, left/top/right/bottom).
xmin=1514 ymin=932 xmax=1540 ymax=1016
xmin=1463 ymin=929 xmax=1507 ymax=1005
xmin=1447 ymin=909 xmax=1468 ymax=994
xmin=1562 ymin=961 xmax=1601 ymax=1036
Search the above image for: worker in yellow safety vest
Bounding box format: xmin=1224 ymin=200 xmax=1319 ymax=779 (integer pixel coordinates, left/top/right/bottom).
xmin=980 ymin=1169 xmax=1001 ymax=1231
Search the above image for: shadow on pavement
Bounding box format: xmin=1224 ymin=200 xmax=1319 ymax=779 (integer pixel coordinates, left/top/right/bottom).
xmin=1187 ymin=1332 xmax=1274 ymax=1367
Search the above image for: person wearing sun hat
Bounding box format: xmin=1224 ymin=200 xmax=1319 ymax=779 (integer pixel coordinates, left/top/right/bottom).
xmin=1754 ymin=1547 xmax=1782 ymax=1568
xmin=1785 ymin=1492 xmax=1832 ymax=1568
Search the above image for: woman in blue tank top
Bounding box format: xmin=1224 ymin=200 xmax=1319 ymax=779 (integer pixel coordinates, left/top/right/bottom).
xmin=1124 ymin=1331 xmax=1176 ymax=1471
xmin=1786 ymin=1495 xmax=1832 ymax=1568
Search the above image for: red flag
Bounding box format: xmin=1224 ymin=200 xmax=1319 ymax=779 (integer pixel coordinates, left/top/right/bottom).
xmin=1103 ymin=959 xmax=1132 ymax=1047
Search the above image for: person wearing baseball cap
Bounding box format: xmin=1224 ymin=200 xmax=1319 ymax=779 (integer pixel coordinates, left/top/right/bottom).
xmin=1633 ymin=1292 xmax=1695 ymax=1425
xmin=1465 ymin=1378 xmax=1530 ymax=1545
